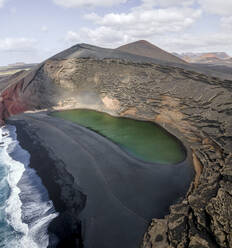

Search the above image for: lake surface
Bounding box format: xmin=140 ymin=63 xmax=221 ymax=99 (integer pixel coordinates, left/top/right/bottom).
xmin=51 ymin=109 xmax=185 ymax=164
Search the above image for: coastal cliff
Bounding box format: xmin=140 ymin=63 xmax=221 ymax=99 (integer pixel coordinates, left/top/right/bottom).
xmin=0 ymin=44 xmax=232 ymax=247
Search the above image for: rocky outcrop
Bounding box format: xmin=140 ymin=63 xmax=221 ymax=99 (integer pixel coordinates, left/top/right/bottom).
xmin=142 ymin=155 xmax=232 ymax=248
xmin=0 ymin=44 xmax=231 ymax=247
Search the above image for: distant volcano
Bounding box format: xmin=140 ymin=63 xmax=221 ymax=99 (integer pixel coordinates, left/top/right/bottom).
xmin=175 ymin=52 xmax=232 ymax=66
xmin=116 ymin=40 xmax=186 ymax=64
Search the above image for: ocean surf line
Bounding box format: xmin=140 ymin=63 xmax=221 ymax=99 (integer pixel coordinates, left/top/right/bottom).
xmin=51 ymin=109 xmax=185 ymax=164
xmin=0 ymin=125 xmax=58 ymax=248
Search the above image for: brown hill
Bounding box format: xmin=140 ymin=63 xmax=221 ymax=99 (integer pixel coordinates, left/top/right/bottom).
xmin=176 ymin=52 xmax=232 ymax=66
xmin=116 ymin=40 xmax=186 ymax=64
xmin=200 ymin=52 xmax=229 ymax=60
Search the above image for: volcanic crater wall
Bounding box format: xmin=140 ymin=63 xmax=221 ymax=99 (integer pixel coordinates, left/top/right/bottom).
xmin=0 ymin=57 xmax=232 ymax=248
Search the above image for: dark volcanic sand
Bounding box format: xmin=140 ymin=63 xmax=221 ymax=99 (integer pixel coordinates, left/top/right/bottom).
xmin=7 ymin=119 xmax=85 ymax=248
xmin=8 ymin=112 xmax=194 ymax=248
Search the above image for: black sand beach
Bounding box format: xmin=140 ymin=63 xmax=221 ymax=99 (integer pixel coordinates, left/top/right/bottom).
xmin=8 ymin=112 xmax=194 ymax=248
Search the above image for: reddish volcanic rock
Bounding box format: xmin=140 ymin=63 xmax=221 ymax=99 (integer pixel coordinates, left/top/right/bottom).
xmin=0 ymin=76 xmax=32 ymax=125
xmin=0 ymin=63 xmax=45 ymax=125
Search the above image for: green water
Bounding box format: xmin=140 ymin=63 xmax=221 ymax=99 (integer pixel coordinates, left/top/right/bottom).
xmin=51 ymin=109 xmax=185 ymax=164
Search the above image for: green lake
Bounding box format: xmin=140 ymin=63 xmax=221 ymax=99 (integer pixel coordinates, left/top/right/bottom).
xmin=51 ymin=109 xmax=186 ymax=164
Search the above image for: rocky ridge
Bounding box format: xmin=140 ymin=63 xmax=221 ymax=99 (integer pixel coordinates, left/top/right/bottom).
xmin=0 ymin=44 xmax=231 ymax=247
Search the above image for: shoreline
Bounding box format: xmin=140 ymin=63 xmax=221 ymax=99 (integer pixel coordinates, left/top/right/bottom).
xmin=8 ymin=112 xmax=194 ymax=248
xmin=8 ymin=120 xmax=85 ymax=247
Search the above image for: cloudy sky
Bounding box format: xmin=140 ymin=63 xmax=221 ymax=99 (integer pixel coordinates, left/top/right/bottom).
xmin=0 ymin=0 xmax=232 ymax=65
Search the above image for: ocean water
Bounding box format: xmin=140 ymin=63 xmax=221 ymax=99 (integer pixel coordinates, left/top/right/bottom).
xmin=0 ymin=125 xmax=58 ymax=248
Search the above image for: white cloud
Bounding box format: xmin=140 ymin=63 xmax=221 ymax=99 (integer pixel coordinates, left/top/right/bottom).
xmin=0 ymin=0 xmax=6 ymax=8
xmin=66 ymin=31 xmax=81 ymax=43
xmin=80 ymin=7 xmax=202 ymax=47
xmin=85 ymin=8 xmax=201 ymax=30
xmin=0 ymin=37 xmax=58 ymax=65
xmin=0 ymin=38 xmax=37 ymax=52
xmin=9 ymin=7 xmax=17 ymax=14
xmin=198 ymin=0 xmax=232 ymax=16
xmin=41 ymin=26 xmax=48 ymax=32
xmin=66 ymin=27 xmax=127 ymax=47
xmin=221 ymin=16 xmax=232 ymax=30
xmin=141 ymin=0 xmax=232 ymax=16
xmin=160 ymin=33 xmax=232 ymax=54
xmin=141 ymin=0 xmax=195 ymax=8
xmin=53 ymin=0 xmax=128 ymax=8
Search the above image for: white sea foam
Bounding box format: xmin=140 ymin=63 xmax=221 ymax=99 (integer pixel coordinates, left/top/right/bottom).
xmin=0 ymin=125 xmax=59 ymax=248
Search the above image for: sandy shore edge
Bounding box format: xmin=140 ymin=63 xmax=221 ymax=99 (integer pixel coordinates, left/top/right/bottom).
xmin=7 ymin=119 xmax=85 ymax=247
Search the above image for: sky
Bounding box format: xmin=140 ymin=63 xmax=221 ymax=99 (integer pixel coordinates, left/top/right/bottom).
xmin=0 ymin=0 xmax=232 ymax=65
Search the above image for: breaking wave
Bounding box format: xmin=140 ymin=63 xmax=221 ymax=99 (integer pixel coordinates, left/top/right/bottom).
xmin=0 ymin=125 xmax=58 ymax=248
